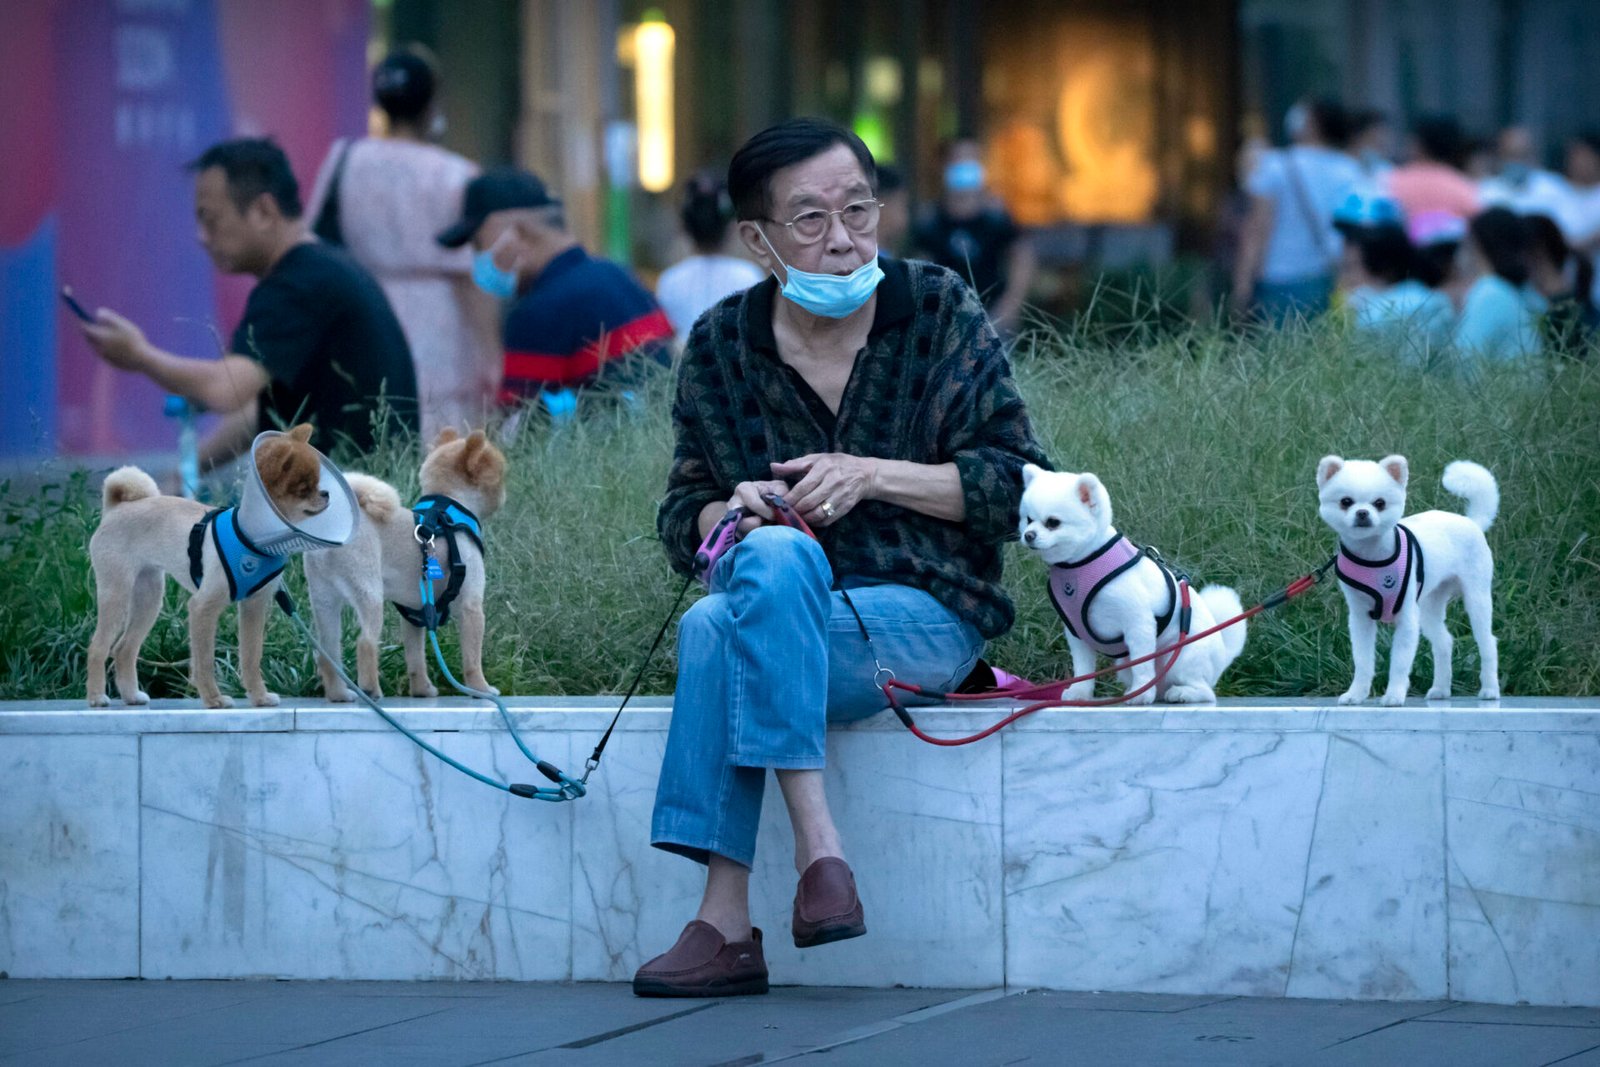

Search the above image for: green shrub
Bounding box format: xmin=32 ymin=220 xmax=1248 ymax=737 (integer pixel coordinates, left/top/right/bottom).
xmin=2 ymin=321 xmax=1596 ymax=702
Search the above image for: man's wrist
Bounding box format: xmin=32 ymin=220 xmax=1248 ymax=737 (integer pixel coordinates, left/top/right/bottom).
xmin=862 ymin=457 xmax=881 ymax=501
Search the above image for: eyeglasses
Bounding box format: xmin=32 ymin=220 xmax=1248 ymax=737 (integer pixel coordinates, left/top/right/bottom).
xmin=768 ymin=199 xmax=881 ymax=245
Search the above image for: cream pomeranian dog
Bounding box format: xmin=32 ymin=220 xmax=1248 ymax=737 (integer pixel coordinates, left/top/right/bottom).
xmin=1018 ymin=464 xmax=1246 ymax=704
xmin=86 ymin=423 xmax=326 ymax=708
xmin=1316 ymin=455 xmax=1499 ymax=705
xmin=303 ymin=428 xmax=506 ymax=701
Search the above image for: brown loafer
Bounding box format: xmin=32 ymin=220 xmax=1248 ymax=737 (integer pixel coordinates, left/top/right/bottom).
xmin=792 ymin=857 xmax=867 ymax=948
xmin=632 ymin=921 xmax=768 ymax=997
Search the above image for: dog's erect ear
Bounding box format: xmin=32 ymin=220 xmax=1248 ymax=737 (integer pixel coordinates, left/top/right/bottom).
xmin=1379 ymin=454 xmax=1409 ymax=488
xmin=460 ymin=429 xmax=501 ymax=483
xmin=1316 ymin=455 xmax=1344 ymax=489
xmin=1075 ymin=473 xmax=1103 ymax=510
xmin=288 ymin=423 xmax=314 ymax=444
xmin=1021 ymin=463 xmax=1042 ymax=489
xmin=433 ymin=427 xmax=461 ymax=449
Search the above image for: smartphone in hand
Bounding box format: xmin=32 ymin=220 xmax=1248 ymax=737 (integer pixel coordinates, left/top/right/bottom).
xmin=60 ymin=286 xmax=94 ymax=323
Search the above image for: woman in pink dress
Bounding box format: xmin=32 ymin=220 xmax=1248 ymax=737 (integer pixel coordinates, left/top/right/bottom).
xmin=306 ymin=49 xmax=499 ymax=444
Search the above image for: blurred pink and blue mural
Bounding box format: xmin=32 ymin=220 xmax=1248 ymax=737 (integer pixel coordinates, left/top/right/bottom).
xmin=0 ymin=0 xmax=368 ymax=457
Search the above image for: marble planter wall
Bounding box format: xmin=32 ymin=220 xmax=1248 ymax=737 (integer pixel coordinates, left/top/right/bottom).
xmin=1 ymin=698 xmax=1596 ymax=1006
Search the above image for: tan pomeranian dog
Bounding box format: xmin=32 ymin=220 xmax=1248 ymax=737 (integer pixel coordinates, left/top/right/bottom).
xmin=303 ymin=428 xmax=507 ymax=701
xmin=86 ymin=424 xmax=327 ymax=708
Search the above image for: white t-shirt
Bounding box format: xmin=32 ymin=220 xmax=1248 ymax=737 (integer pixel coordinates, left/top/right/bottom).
xmin=656 ymin=254 xmax=766 ymax=343
xmin=1248 ymin=145 xmax=1363 ymax=284
xmin=1478 ymin=168 xmax=1571 ymax=219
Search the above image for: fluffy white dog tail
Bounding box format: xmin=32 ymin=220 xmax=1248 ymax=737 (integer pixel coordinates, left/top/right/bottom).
xmin=1197 ymin=585 xmax=1247 ymax=667
xmin=1442 ymin=460 xmax=1499 ymax=532
xmin=102 ymin=466 xmax=159 ymax=510
xmin=346 ymin=473 xmax=402 ymax=524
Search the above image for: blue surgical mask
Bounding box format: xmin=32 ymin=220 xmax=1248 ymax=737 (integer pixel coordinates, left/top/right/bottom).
xmin=944 ymin=159 xmax=985 ymax=192
xmin=756 ymin=226 xmax=883 ymax=319
xmin=472 ymin=248 xmax=519 ymax=299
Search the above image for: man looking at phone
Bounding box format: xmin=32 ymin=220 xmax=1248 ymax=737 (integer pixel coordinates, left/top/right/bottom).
xmin=77 ymin=138 xmax=417 ymax=463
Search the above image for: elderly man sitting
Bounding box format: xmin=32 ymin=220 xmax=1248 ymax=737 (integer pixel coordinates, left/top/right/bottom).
xmin=635 ymin=118 xmax=1048 ymax=997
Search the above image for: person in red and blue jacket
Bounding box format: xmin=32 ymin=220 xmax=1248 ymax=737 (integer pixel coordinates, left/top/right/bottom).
xmin=437 ymin=168 xmax=673 ymax=417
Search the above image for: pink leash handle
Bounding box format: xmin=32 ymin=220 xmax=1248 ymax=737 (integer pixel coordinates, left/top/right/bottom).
xmin=693 ymin=506 xmax=746 ymax=584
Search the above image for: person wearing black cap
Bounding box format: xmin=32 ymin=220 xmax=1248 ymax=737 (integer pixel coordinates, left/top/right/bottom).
xmin=305 ymin=47 xmax=498 ymax=442
xmin=437 ymin=167 xmax=673 ymax=418
xmin=77 ymin=137 xmax=417 ymax=462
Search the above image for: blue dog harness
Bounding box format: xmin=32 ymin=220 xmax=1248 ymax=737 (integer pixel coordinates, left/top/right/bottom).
xmin=394 ymin=494 xmax=484 ymax=629
xmin=187 ymin=507 xmax=287 ymax=601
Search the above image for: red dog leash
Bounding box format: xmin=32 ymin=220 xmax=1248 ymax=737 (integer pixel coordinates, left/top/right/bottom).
xmin=879 ymin=557 xmax=1337 ymax=746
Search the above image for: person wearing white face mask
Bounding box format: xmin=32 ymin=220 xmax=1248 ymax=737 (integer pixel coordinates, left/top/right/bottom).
xmin=912 ymin=137 xmax=1036 ymax=335
xmin=636 ymin=118 xmax=1048 ymax=998
xmin=306 ymin=47 xmax=497 ymax=443
xmin=435 ymin=168 xmax=674 ymax=422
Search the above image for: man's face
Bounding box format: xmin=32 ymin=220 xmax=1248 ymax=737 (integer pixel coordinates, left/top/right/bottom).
xmin=472 ymin=211 xmax=533 ymax=276
xmin=1567 ymin=142 xmax=1600 ymax=186
xmin=740 ymin=142 xmax=877 ymax=280
xmin=193 ymin=167 xmax=272 ymax=275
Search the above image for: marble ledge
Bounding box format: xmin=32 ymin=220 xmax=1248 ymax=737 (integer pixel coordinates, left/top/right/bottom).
xmin=0 ymin=696 xmax=1595 ymax=735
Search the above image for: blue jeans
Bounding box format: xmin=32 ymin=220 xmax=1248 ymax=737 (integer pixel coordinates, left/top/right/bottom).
xmin=651 ymin=526 xmax=984 ymax=867
xmin=1254 ymin=275 xmax=1333 ymax=325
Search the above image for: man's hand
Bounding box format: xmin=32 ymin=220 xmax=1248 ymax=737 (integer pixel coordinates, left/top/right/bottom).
xmin=729 ymin=479 xmax=792 ymax=535
xmin=80 ymin=309 xmax=151 ymax=371
xmin=770 ymin=453 xmax=876 ymax=527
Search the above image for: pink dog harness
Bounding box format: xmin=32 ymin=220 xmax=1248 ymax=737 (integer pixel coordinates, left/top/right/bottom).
xmin=1047 ymin=534 xmax=1177 ymax=658
xmin=1336 ymin=523 xmax=1426 ymax=624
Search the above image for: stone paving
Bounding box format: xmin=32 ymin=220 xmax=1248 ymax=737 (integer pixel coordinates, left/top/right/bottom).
xmin=3 ymin=981 xmax=1600 ymax=1066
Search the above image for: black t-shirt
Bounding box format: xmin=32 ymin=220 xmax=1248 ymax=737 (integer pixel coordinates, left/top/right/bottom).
xmin=230 ymin=242 xmax=417 ymax=455
xmin=912 ymin=205 xmax=1019 ymax=306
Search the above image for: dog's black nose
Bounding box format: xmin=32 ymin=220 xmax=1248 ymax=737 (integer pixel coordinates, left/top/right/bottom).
xmin=1354 ymin=510 xmax=1372 ymax=527
xmin=1024 ymin=529 xmax=1036 ymax=544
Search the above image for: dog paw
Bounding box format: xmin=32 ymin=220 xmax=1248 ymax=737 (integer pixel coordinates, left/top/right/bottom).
xmin=410 ymin=682 xmax=439 ymax=699
xmin=1063 ymin=683 xmax=1095 ymax=701
xmin=1163 ymin=684 xmax=1216 ymax=704
xmin=250 ymin=691 xmax=280 ymax=708
xmin=324 ymin=686 xmax=355 ymax=703
xmin=1337 ymin=690 xmax=1366 ymax=706
xmin=122 ymin=690 xmax=150 ymax=706
xmin=468 ymin=680 xmax=500 ymax=696
xmin=1425 ymin=686 xmax=1451 ymax=700
xmin=1125 ymin=689 xmax=1156 ymax=706
xmin=87 ymin=694 xmax=110 ymax=708
xmin=202 ymin=694 xmax=235 ymax=709
xmin=1477 ymin=685 xmax=1501 ymax=701
xmin=1379 ymin=690 xmax=1407 ymax=707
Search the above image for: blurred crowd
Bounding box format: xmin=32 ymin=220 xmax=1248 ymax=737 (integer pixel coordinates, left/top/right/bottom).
xmin=80 ymin=46 xmax=1593 ymax=471
xmin=1229 ymin=98 xmax=1600 ymax=362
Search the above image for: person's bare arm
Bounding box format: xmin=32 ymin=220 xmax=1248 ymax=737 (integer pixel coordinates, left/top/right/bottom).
xmin=1231 ymin=195 xmax=1276 ymax=314
xmin=990 ymin=237 xmax=1037 ymax=334
xmin=79 ymin=309 xmax=269 ymax=414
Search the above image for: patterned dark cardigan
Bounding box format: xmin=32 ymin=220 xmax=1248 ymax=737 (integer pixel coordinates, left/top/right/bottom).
xmin=657 ymin=257 xmax=1049 ymax=639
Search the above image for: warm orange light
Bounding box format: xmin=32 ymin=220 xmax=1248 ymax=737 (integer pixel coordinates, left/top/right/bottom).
xmin=634 ymin=19 xmax=675 ymax=193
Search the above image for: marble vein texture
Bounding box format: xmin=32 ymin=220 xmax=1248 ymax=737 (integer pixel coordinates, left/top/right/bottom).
xmin=0 ymin=698 xmax=1595 ymax=1005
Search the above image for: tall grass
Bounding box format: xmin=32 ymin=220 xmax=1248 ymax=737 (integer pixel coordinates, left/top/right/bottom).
xmin=2 ymin=319 xmax=1596 ymax=702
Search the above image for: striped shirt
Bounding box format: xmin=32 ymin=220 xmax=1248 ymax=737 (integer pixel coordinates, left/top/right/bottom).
xmin=501 ymin=246 xmax=673 ymax=401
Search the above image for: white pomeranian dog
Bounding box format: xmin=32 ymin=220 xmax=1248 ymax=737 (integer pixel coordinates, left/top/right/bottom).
xmin=1018 ymin=465 xmax=1247 ymax=704
xmin=1316 ymin=455 xmax=1500 ymax=705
